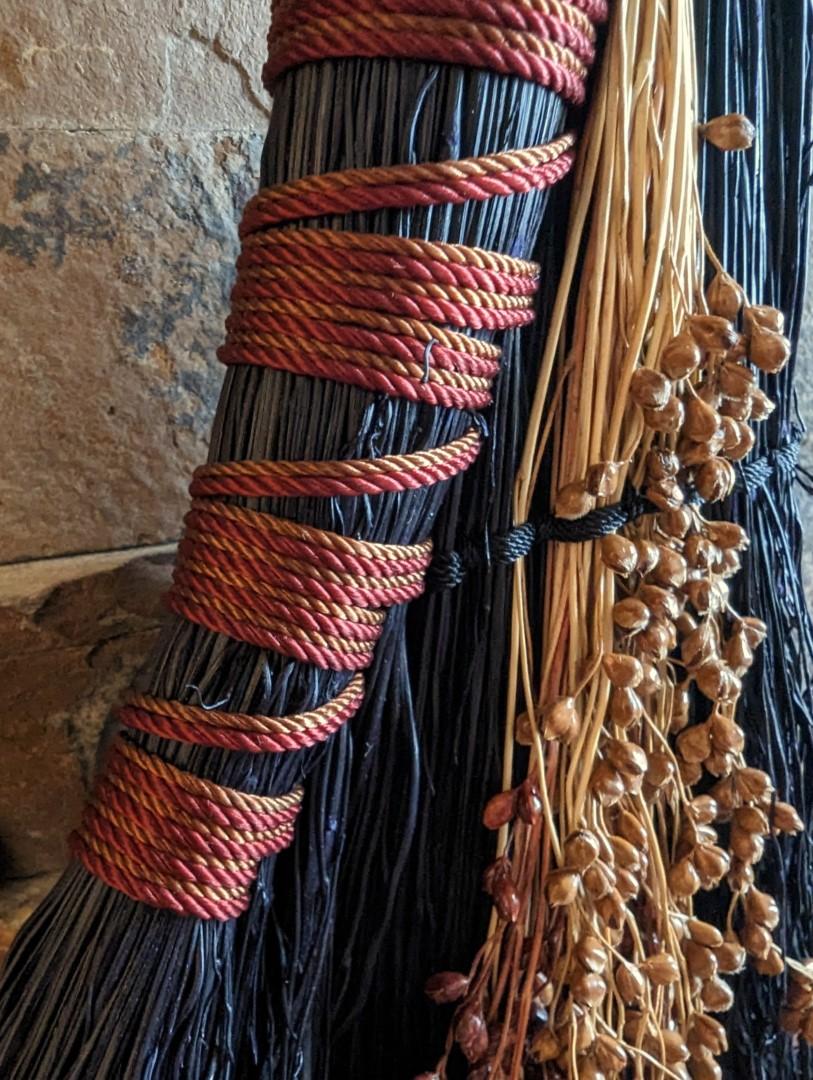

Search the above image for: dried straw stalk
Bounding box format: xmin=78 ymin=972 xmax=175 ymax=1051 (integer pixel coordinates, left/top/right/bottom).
xmin=421 ymin=2 xmax=805 ymax=1077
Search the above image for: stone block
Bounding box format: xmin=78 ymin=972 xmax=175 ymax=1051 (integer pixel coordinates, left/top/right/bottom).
xmin=0 ymin=129 xmax=262 ymax=562
xmin=0 ymin=545 xmax=174 ymax=878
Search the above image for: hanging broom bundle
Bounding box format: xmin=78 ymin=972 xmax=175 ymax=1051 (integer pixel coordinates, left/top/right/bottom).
xmin=415 ymin=1 xmax=813 ymax=1078
xmin=0 ymin=2 xmax=609 ymax=1077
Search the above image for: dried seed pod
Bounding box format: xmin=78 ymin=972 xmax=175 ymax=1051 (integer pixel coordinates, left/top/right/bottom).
xmin=660 ymin=1030 xmax=691 ymax=1064
xmin=647 ymin=447 xmax=681 ymax=480
xmin=723 ymin=420 xmax=755 ymax=461
xmin=644 ymin=397 xmax=685 ymax=433
xmin=687 ymin=795 xmax=720 ymax=824
xmin=701 ymin=112 xmax=756 ymax=151
xmin=720 ymin=394 xmax=753 ymax=421
xmin=638 ymin=583 xmax=681 ymax=621
xmin=529 ymin=1026 xmax=560 ymax=1064
xmin=670 ymin=684 xmax=691 ymax=734
xmin=635 ymin=540 xmax=661 ymax=575
xmin=705 ymin=750 xmax=735 ymax=778
xmin=482 ymin=789 xmax=517 ymax=830
xmin=637 ymin=619 xmax=674 ymax=660
xmin=733 ymin=615 xmax=767 ymax=648
xmin=693 ymin=843 xmax=731 ymax=887
xmin=728 ymin=858 xmax=755 ymax=891
xmin=702 ymin=977 xmax=735 ymax=1013
xmin=493 ymin=875 xmax=521 ymax=922
xmin=583 ymin=860 xmax=616 ymax=900
xmin=715 ymin=933 xmax=747 ymax=974
xmin=772 ymin=800 xmax=804 ymax=834
xmin=705 ymin=520 xmax=749 ymax=550
xmin=638 ymin=660 xmax=662 ymax=695
xmin=718 ymin=359 xmax=756 ymax=397
xmin=602 ymin=652 xmax=643 ymax=688
xmin=575 ymin=935 xmax=608 ymax=974
xmin=734 ymin=804 xmax=769 ymax=834
xmin=646 ymin=478 xmax=685 ymax=511
xmin=677 ymin=721 xmax=712 ymax=764
xmin=718 ymin=548 xmax=741 ymax=578
xmin=546 ymin=869 xmax=581 ymax=907
xmin=585 ymin=460 xmax=622 ymax=498
xmin=613 ymin=597 xmax=651 ymax=633
xmin=779 ymin=1007 xmax=804 ymax=1035
xmin=678 ymin=622 xmax=716 ymax=669
xmin=571 ymin=970 xmax=608 ymax=1007
xmin=695 ymin=659 xmax=741 ymax=702
xmin=614 ymin=866 xmax=640 ymax=902
xmin=684 ymin=396 xmax=722 ymax=442
xmin=595 ymin=889 xmax=626 ymax=930
xmin=687 ymin=313 xmax=738 ymax=350
xmin=658 ymin=507 xmax=694 ymax=541
xmin=541 ymin=697 xmax=580 ymax=743
xmin=684 ymin=534 xmax=720 ymax=571
xmin=707 ymin=272 xmax=744 ymax=320
xmin=641 ymin=951 xmax=681 ymax=986
xmin=741 ymin=922 xmax=773 ymax=960
xmin=606 ymin=739 xmax=648 ymax=778
xmin=615 ymin=963 xmax=646 ymax=1005
xmin=750 ymin=387 xmax=776 ymax=420
xmin=517 ymin=779 xmax=542 ymax=825
xmin=688 ymin=1013 xmax=729 ymax=1056
xmin=564 ymin=829 xmax=601 ymax=871
xmin=630 ymin=367 xmax=673 ymax=409
xmin=482 ymin=855 xmax=511 ymax=894
xmin=679 ymin=757 xmax=704 ymax=786
xmin=709 ymin=711 xmax=745 ymax=753
xmin=690 ymin=1054 xmax=723 ymax=1080
xmin=734 ymin=766 xmax=774 ymax=804
xmin=753 ymin=945 xmax=784 ymax=977
xmin=745 ymin=304 xmax=785 ymax=333
xmin=594 ymin=1033 xmax=628 ymax=1075
xmin=577 ymin=1056 xmax=606 ymax=1080
xmin=555 ymin=481 xmax=596 ymax=520
xmin=749 ymin=323 xmax=791 ymax=374
xmin=694 ymin=457 xmax=736 ymax=502
xmin=683 ymin=940 xmax=718 ymax=980
xmin=455 ymin=1006 xmax=489 ymax=1064
xmin=616 ymin=809 xmax=648 ymax=850
xmin=591 ymin=761 xmax=627 ymax=806
xmin=601 ymin=534 xmax=639 ymax=575
xmin=514 ymin=710 xmax=535 ymax=746
xmin=669 ymin=856 xmax=701 ymax=897
xmin=424 ymin=971 xmax=470 ymax=1004
xmin=660 ymin=332 xmax=703 ymax=381
xmin=723 ymin=630 xmax=754 ymax=675
xmin=688 ymin=919 xmax=724 ymax=949
xmin=646 ymin=751 xmax=676 ymax=789
xmin=744 ymin=887 xmax=780 ymax=930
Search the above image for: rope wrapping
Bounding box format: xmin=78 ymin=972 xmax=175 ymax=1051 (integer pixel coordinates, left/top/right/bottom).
xmin=71 ymin=3 xmax=608 ymax=923
xmin=265 ymin=0 xmax=609 ymax=102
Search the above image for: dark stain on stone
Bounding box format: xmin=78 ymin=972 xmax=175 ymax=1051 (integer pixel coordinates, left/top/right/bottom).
xmin=0 ymin=223 xmax=46 ymax=265
xmin=0 ymin=134 xmax=10 ymax=156
xmin=121 ymin=259 xmax=210 ymax=358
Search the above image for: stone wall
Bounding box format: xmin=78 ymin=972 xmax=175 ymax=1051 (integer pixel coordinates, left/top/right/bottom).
xmin=0 ymin=0 xmax=266 ymax=944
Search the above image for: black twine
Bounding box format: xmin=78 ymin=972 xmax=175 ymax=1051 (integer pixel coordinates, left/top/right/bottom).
xmin=426 ymin=435 xmax=803 ymax=591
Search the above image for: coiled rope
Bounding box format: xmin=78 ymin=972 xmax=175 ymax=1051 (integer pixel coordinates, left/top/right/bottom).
xmin=73 ymin=0 xmax=607 ymax=920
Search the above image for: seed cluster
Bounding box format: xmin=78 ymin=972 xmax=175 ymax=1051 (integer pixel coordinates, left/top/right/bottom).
xmin=418 ymin=143 xmax=803 ymax=1078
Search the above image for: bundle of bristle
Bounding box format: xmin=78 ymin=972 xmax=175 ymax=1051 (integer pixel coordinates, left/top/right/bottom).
xmin=417 ymin=2 xmax=811 ymax=1077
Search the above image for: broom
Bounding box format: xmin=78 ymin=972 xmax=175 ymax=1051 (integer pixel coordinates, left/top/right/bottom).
xmin=0 ymin=3 xmax=608 ymax=1077
xmin=416 ymin=1 xmax=813 ymax=1076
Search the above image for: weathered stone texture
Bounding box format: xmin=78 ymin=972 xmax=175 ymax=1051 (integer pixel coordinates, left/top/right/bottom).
xmin=0 ymin=129 xmax=262 ymax=562
xmin=0 ymin=547 xmax=174 ymax=878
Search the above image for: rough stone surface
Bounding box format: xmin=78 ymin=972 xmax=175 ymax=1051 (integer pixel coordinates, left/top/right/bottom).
xmin=0 ymin=547 xmax=174 ymax=878
xmin=0 ymin=130 xmax=262 ymax=562
xmin=0 ymin=872 xmax=59 ymax=964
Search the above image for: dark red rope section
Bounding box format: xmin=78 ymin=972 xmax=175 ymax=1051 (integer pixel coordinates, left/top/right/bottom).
xmin=265 ymin=0 xmax=609 ymax=103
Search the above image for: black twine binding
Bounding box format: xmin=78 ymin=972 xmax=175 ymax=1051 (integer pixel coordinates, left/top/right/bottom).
xmin=427 ymin=435 xmax=802 ymax=591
